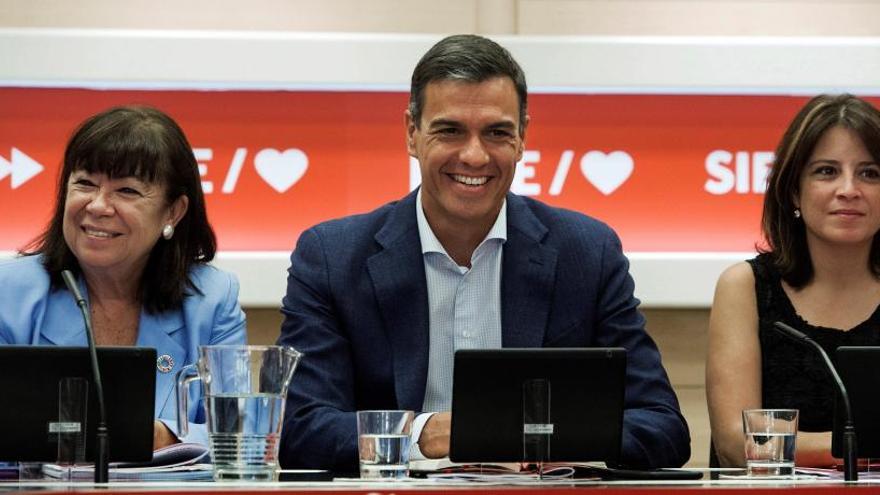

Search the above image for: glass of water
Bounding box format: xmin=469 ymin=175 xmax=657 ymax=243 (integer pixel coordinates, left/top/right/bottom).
xmin=356 ymin=410 xmax=413 ymax=479
xmin=742 ymin=409 xmax=798 ymax=477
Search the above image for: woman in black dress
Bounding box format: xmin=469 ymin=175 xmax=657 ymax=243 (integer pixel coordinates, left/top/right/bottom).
xmin=707 ymin=94 xmax=880 ymax=467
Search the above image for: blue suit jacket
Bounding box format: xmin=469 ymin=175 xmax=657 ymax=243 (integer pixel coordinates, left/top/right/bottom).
xmin=0 ymin=255 xmax=247 ymax=446
xmin=278 ymin=191 xmax=690 ymax=471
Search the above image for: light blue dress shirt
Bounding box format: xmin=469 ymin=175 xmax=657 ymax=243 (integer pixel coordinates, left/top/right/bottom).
xmin=416 ymin=189 xmax=507 ymax=412
xmin=410 ymin=189 xmax=507 ymax=459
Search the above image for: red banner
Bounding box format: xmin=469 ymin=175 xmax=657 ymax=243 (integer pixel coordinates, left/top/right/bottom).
xmin=2 ymin=88 xmax=870 ymax=252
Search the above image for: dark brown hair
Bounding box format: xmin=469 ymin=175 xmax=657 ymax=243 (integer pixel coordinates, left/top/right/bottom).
xmin=762 ymin=94 xmax=880 ymax=287
xmin=409 ymin=34 xmax=528 ymax=136
xmin=24 ymin=105 xmax=216 ymax=313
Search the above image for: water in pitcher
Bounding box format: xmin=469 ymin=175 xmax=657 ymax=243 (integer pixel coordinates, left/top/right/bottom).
xmin=207 ymin=393 xmax=285 ymax=481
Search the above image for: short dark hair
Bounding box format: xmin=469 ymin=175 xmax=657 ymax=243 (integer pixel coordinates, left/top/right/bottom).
xmin=762 ymin=94 xmax=880 ymax=287
xmin=24 ymin=105 xmax=216 ymax=313
xmin=409 ymin=34 xmax=528 ymax=135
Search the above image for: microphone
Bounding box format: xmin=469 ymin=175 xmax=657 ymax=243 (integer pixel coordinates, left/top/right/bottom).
xmin=772 ymin=321 xmax=857 ymax=481
xmin=61 ymin=270 xmax=109 ymax=484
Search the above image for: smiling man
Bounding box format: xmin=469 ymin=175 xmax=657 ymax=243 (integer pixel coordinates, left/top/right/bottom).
xmin=278 ymin=34 xmax=690 ymax=472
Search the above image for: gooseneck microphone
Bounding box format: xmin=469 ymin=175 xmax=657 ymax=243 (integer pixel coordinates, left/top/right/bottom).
xmin=772 ymin=321 xmax=857 ymax=482
xmin=61 ymin=270 xmax=109 ymax=484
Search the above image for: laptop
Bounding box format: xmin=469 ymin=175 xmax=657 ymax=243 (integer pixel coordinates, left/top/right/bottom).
xmin=449 ymin=348 xmax=626 ymax=464
xmin=0 ymin=346 xmax=157 ymax=462
xmin=833 ymin=346 xmax=880 ymax=458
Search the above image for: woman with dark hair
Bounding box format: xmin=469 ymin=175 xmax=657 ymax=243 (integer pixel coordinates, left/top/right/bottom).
xmin=707 ymin=94 xmax=880 ymax=467
xmin=0 ymin=105 xmax=245 ymax=449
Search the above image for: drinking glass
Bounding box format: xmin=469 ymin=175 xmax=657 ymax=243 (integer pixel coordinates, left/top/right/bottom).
xmin=356 ymin=410 xmax=413 ymax=479
xmin=742 ymin=408 xmax=798 ymax=477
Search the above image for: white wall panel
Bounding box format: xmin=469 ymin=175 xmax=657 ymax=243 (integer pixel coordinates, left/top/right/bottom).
xmin=0 ymin=0 xmax=480 ymax=32
xmin=519 ymin=0 xmax=880 ymax=36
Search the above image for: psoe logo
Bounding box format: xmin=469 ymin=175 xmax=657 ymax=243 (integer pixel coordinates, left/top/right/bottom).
xmin=0 ymin=148 xmax=43 ymax=189
xmin=194 ymin=147 xmax=309 ymax=194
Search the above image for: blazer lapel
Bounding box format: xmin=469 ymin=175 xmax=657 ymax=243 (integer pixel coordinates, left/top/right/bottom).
xmin=137 ymin=310 xmax=186 ymax=418
xmin=366 ymin=191 xmax=430 ymax=412
xmin=40 ymin=290 xmax=87 ymax=346
xmin=39 ymin=273 xmax=186 ymax=418
xmin=502 ymin=194 xmax=557 ymax=348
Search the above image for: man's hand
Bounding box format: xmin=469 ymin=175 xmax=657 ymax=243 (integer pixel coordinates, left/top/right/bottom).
xmin=153 ymin=420 xmax=179 ymax=450
xmin=418 ymin=412 xmax=451 ymax=458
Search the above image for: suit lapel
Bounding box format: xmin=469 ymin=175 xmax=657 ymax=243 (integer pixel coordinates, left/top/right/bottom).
xmin=137 ymin=309 xmax=185 ymax=418
xmin=39 ymin=272 xmax=186 ymax=418
xmin=40 ymin=276 xmax=89 ymax=346
xmin=366 ymin=191 xmax=430 ymax=412
xmin=502 ymin=194 xmax=557 ymax=348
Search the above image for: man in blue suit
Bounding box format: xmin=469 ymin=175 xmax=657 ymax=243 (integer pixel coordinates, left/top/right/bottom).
xmin=278 ymin=34 xmax=690 ymax=472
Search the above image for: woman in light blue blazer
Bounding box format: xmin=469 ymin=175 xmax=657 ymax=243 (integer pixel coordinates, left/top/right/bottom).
xmin=0 ymin=106 xmax=246 ymax=449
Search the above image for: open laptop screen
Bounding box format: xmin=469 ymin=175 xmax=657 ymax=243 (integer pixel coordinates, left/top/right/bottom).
xmin=449 ymin=348 xmax=626 ymax=464
xmin=833 ymin=346 xmax=880 ymax=458
xmin=0 ymin=346 xmax=156 ymax=462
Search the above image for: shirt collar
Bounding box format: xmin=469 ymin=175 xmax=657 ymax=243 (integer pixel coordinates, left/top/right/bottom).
xmin=416 ymin=187 xmax=507 ymax=256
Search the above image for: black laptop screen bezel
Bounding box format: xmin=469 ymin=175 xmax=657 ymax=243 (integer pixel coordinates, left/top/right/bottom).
xmin=449 ymin=347 xmax=626 ymax=464
xmin=0 ymin=345 xmax=156 ymax=462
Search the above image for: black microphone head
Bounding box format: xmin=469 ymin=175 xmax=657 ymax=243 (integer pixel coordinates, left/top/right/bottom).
xmin=773 ymin=321 xmax=808 ymax=341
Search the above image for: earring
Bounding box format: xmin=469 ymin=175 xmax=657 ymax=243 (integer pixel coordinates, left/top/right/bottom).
xmin=794 ymin=209 xmax=801 ymax=219
xmin=162 ymin=224 xmax=174 ymax=240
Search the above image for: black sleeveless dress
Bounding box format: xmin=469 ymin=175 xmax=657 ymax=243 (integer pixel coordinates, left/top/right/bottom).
xmin=750 ymin=253 xmax=880 ymax=432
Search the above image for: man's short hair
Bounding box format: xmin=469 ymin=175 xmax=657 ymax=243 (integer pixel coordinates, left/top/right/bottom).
xmin=409 ymin=34 xmax=528 ymax=135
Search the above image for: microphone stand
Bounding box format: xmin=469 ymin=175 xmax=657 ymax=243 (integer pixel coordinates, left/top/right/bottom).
xmin=773 ymin=321 xmax=857 ymax=481
xmin=62 ymin=270 xmax=109 ymax=484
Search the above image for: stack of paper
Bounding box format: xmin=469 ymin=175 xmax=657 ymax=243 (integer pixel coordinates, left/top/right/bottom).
xmin=41 ymin=443 xmax=213 ymax=481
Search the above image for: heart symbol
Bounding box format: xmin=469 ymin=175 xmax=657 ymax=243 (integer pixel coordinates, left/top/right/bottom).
xmin=579 ymin=151 xmax=633 ymax=195
xmin=254 ymin=148 xmax=308 ymax=193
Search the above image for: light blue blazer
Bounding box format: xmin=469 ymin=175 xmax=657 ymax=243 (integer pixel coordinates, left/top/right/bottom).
xmin=0 ymin=255 xmax=246 ymax=446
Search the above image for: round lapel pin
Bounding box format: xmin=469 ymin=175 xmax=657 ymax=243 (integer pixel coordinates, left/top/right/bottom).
xmin=157 ymin=354 xmax=174 ymax=373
